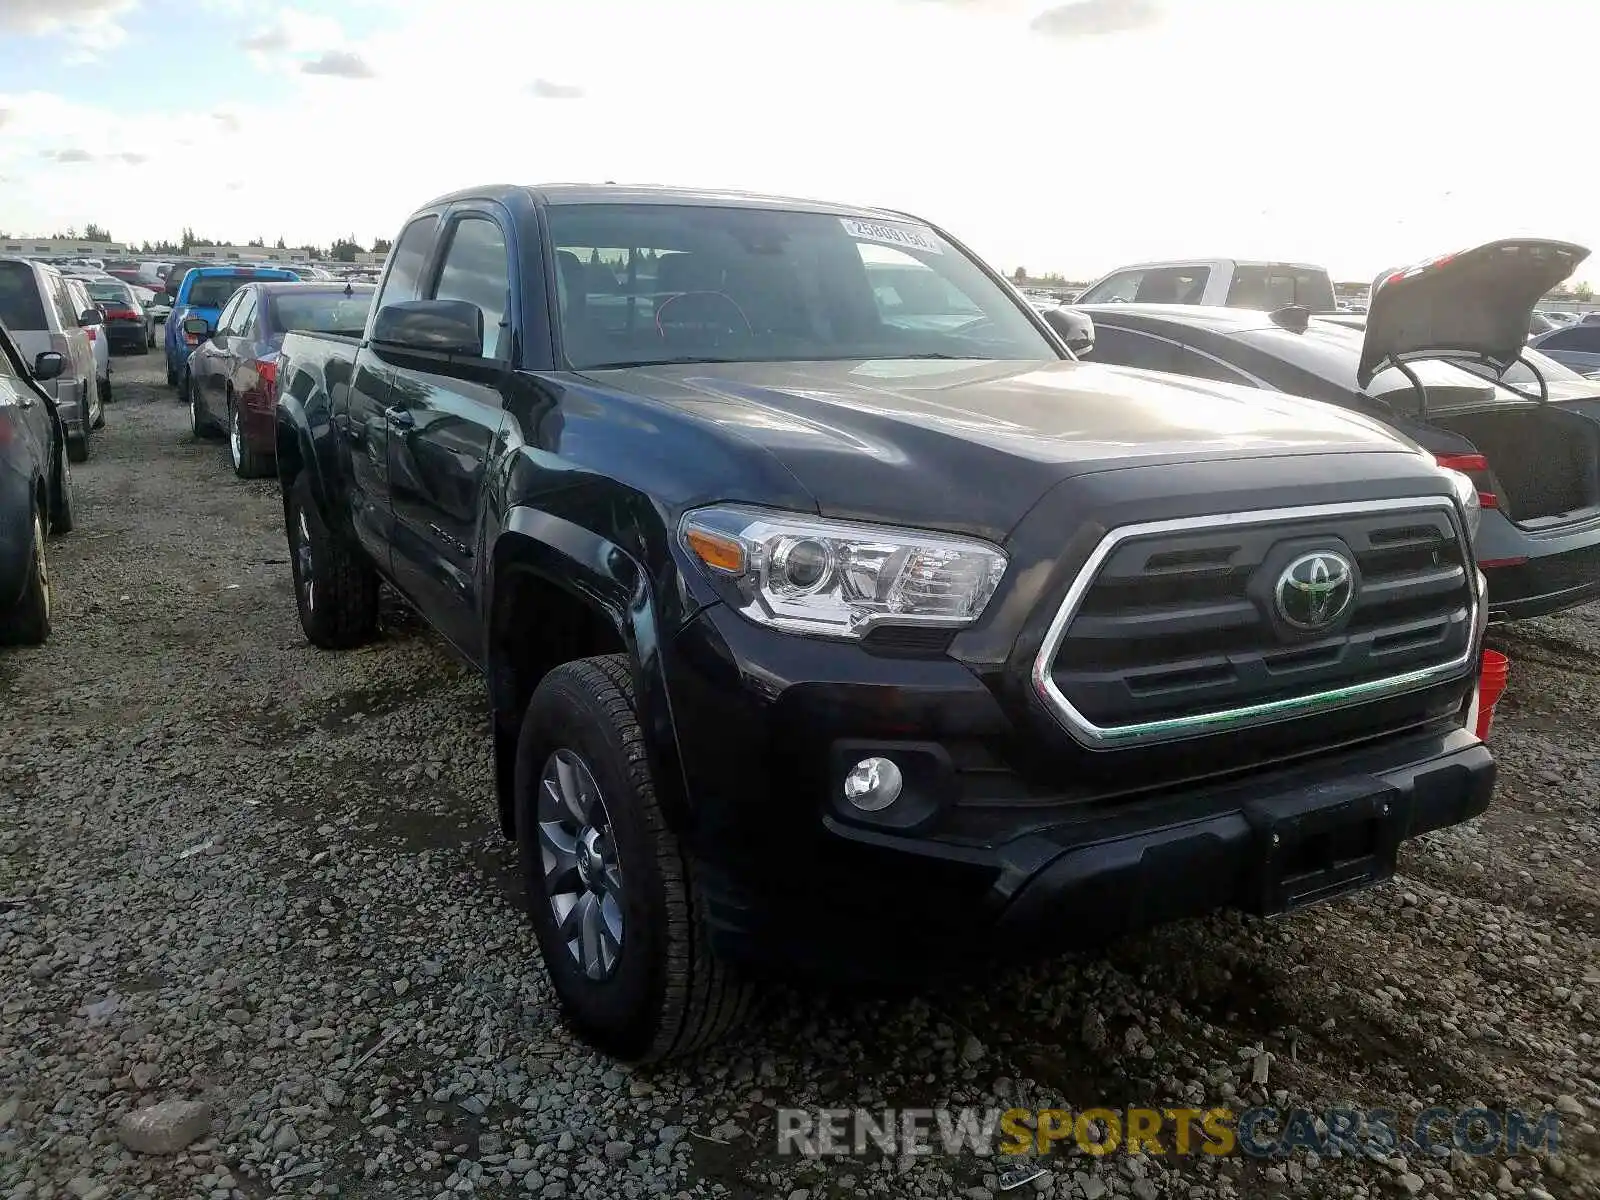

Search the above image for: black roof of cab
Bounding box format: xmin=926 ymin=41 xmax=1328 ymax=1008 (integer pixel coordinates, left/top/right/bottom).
xmin=418 ymin=182 xmax=921 ymax=223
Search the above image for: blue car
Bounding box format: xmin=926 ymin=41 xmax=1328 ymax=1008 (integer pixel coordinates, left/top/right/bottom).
xmin=165 ymin=266 xmax=298 ymax=390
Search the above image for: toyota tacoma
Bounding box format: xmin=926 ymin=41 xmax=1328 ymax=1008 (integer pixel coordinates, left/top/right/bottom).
xmin=274 ymin=184 xmax=1495 ymax=1061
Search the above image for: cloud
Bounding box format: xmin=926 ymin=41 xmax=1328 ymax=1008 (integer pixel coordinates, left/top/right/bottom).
xmin=301 ymin=50 xmax=375 ymax=78
xmin=211 ymin=111 xmax=242 ymax=133
xmin=1030 ymin=0 xmax=1160 ymax=39
xmin=0 ymin=0 xmax=135 ymax=59
xmin=238 ymin=26 xmax=291 ymax=52
xmin=528 ymin=78 xmax=585 ymax=100
xmin=43 ymin=148 xmax=96 ymax=163
xmin=0 ymin=109 xmax=10 ymax=129
xmin=118 ymin=152 xmax=147 ymax=164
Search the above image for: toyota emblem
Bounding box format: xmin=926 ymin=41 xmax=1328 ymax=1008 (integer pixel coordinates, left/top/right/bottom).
xmin=1275 ymin=551 xmax=1356 ymax=631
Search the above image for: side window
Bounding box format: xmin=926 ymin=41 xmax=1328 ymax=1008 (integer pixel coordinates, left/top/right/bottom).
xmin=431 ymin=215 xmax=511 ymax=360
xmin=51 ymin=277 xmax=79 ymax=329
xmin=1078 ymin=270 xmax=1144 ymax=304
xmin=233 ymin=291 xmax=258 ymax=337
xmin=1178 ymin=347 xmax=1259 ymax=387
xmin=373 ymin=215 xmax=439 ymax=314
xmin=1543 ymin=327 xmax=1600 ymax=351
xmin=1088 ymin=326 xmax=1183 ymax=373
xmin=215 ymin=293 xmax=244 ymax=335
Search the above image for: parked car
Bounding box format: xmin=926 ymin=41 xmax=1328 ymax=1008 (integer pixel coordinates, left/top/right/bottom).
xmin=158 ymin=259 xmax=217 ymax=309
xmin=0 ymin=258 xmax=103 ymax=461
xmin=1076 ymin=258 xmax=1338 ymax=312
xmin=165 ymin=266 xmax=299 ymax=389
xmin=82 ymin=277 xmax=154 ymax=353
xmin=0 ymin=319 xmax=74 ymax=645
xmin=63 ymin=277 xmax=111 ymax=405
xmin=1529 ymin=321 xmax=1600 ymax=374
xmin=187 ymin=280 xmax=375 ymax=477
xmin=1079 ymin=238 xmax=1600 ymax=620
xmin=274 ymin=184 xmax=1494 ymax=1062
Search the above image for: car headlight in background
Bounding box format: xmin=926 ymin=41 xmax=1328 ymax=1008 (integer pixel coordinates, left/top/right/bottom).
xmin=680 ymin=505 xmax=1007 ymax=638
xmin=1443 ymin=468 xmax=1482 ymax=547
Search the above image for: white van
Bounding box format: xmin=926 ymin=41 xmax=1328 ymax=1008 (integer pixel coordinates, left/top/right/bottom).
xmin=0 ymin=258 xmax=103 ymax=460
xmin=1076 ymin=258 xmax=1339 ymax=313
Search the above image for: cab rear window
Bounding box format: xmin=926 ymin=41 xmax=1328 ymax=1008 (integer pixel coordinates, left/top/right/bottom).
xmin=0 ymin=262 xmax=48 ymax=330
xmin=1228 ymin=266 xmax=1337 ymax=313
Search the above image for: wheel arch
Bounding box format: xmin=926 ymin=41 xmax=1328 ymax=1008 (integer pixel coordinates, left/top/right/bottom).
xmin=488 ymin=507 xmax=691 ymax=840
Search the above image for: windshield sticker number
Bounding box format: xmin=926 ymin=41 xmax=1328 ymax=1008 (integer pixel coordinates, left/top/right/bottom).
xmin=841 ymin=218 xmax=943 ymax=256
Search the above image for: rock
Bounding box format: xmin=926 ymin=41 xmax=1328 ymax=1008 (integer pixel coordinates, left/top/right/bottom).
xmin=1263 ymin=1167 xmax=1286 ymax=1185
xmin=1397 ymin=1173 xmax=1424 ymax=1196
xmin=960 ymin=1035 xmax=985 ymax=1063
xmin=117 ymin=1099 xmax=212 ymax=1155
xmin=1130 ymin=1180 xmax=1158 ymax=1200
xmin=556 ymin=1131 xmax=574 ymax=1152
xmin=273 ymin=1123 xmax=301 ymax=1151
xmin=1082 ymin=1177 xmax=1108 ymax=1200
xmin=657 ymin=1126 xmax=685 ymax=1148
xmin=1553 ymin=1094 xmax=1585 ymax=1117
xmin=786 ymin=1191 xmax=811 ymax=1200
xmin=964 ymin=1189 xmax=994 ymax=1200
xmin=603 ymin=1140 xmax=631 ymax=1162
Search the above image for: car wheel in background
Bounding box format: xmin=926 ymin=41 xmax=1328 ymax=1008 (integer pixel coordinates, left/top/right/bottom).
xmin=50 ymin=448 xmax=74 ymax=535
xmin=515 ymin=654 xmax=754 ymax=1062
xmin=94 ymin=378 xmax=108 ymax=425
xmin=229 ymin=399 xmax=271 ymax=479
xmin=190 ymin=377 xmax=214 ymax=439
xmin=67 ymin=388 xmax=91 ymax=464
xmin=1 ymin=509 xmax=52 ymax=646
xmin=166 ymin=360 xmax=178 ymax=386
xmin=285 ymin=470 xmax=378 ymax=649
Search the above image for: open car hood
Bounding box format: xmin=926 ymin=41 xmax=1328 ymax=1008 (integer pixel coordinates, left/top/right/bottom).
xmin=1357 ymin=238 xmax=1590 ymax=389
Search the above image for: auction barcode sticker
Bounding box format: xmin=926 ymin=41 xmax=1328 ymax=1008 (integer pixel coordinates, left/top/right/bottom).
xmin=840 ymin=217 xmax=943 ymax=255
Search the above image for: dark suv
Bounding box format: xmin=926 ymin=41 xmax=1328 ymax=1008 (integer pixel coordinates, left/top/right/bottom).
xmin=274 ymin=184 xmax=1495 ymax=1061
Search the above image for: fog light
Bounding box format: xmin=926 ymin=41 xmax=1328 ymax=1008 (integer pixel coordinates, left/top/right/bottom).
xmin=843 ymin=757 xmax=903 ymax=811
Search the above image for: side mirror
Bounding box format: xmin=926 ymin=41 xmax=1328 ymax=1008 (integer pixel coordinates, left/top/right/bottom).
xmin=182 ymin=316 xmax=211 ymax=339
xmin=32 ymin=351 xmax=65 ymax=382
xmin=371 ymin=299 xmax=484 ymax=359
xmin=78 ymin=308 xmax=102 ymax=327
xmin=1043 ymin=307 xmax=1095 ymax=357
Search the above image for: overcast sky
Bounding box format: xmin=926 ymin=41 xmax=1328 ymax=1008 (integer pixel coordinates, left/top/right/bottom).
xmin=0 ymin=0 xmax=1595 ymax=285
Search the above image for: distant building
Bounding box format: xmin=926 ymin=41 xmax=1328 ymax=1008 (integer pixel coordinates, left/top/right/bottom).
xmin=1 ymin=237 xmax=127 ymax=257
xmin=187 ymin=245 xmax=388 ymax=267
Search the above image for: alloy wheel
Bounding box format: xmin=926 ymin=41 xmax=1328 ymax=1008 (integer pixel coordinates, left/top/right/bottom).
xmin=537 ymin=749 xmax=624 ymax=981
xmin=229 ymin=406 xmax=242 ymax=470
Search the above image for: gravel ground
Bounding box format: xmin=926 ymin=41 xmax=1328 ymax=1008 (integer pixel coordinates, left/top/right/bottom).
xmin=0 ymin=352 xmax=1596 ymax=1200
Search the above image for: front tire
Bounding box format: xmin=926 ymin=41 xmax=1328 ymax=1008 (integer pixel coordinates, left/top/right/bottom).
xmin=229 ymin=397 xmax=271 ymax=478
xmin=1 ymin=509 xmax=51 ymax=646
xmin=67 ymin=387 xmax=90 ymax=463
xmin=516 ymin=655 xmax=754 ymax=1062
xmin=285 ymin=470 xmax=378 ymax=649
xmin=93 ymin=378 xmax=107 ymax=426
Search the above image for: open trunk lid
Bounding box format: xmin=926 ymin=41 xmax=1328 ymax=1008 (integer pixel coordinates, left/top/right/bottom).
xmin=1357 ymin=238 xmax=1590 ymax=389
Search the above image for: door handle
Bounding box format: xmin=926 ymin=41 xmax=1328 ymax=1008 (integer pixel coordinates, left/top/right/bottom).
xmin=384 ymin=405 xmax=415 ymax=429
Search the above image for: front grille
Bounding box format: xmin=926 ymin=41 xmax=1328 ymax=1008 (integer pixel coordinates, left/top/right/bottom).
xmin=1032 ymin=498 xmax=1477 ymax=748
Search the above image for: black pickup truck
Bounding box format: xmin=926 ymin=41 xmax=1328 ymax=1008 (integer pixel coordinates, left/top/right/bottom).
xmin=275 ymin=184 xmax=1495 ymax=1062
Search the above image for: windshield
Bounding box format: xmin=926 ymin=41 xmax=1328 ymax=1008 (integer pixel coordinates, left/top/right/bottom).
xmin=0 ymin=262 xmax=47 ymax=330
xmin=546 ymin=203 xmax=1056 ymax=369
xmin=186 ymin=276 xmax=250 ymax=309
xmin=269 ymin=290 xmax=374 ymax=335
xmin=86 ymin=280 xmax=131 ymax=303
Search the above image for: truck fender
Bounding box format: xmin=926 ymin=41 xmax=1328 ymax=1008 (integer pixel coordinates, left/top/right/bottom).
xmin=274 ymin=395 xmax=334 ymax=523
xmin=487 ymin=506 xmax=692 ymax=840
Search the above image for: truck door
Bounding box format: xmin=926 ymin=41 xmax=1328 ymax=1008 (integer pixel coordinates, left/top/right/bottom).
xmin=386 ymin=207 xmax=513 ymax=664
xmin=342 ymin=214 xmax=438 ymax=569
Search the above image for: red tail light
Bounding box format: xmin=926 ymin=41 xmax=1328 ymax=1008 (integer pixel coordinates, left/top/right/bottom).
xmin=85 ymin=327 xmax=97 ymax=342
xmin=1435 ymin=452 xmax=1500 ymax=509
xmin=257 ymin=357 xmax=278 ymax=399
xmin=105 ymin=307 xmax=139 ymax=321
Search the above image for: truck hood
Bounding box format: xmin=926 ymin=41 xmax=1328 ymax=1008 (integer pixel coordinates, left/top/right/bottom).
xmin=1359 ymin=238 xmax=1590 ymax=389
xmin=587 ymin=358 xmax=1417 ymax=537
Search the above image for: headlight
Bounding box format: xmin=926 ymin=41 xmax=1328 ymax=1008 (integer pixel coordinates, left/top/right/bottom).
xmin=679 ymin=505 xmax=1008 ymax=638
xmin=1444 ymin=468 xmax=1482 ymax=546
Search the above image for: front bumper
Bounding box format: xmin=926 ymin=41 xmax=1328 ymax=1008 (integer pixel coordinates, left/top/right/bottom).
xmin=668 ymin=602 xmax=1491 ymax=980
